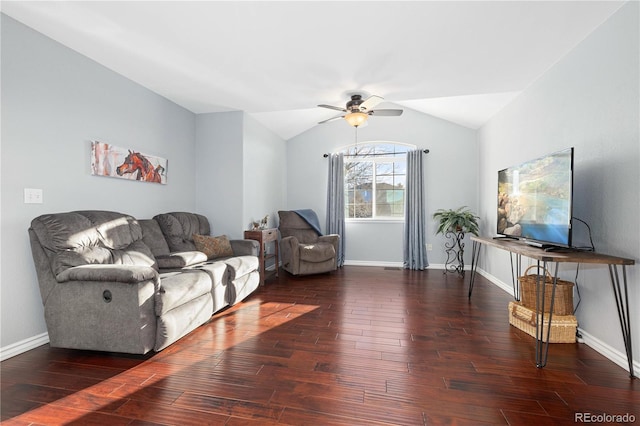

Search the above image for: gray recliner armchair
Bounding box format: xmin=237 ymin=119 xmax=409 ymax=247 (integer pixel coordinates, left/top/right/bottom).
xmin=278 ymin=210 xmax=340 ymax=275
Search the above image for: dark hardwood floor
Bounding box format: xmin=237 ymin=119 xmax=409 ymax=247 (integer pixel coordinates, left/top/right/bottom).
xmin=1 ymin=266 xmax=637 ymax=425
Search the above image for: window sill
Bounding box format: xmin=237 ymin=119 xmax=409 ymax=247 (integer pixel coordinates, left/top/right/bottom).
xmin=346 ymin=219 xmax=405 ymax=224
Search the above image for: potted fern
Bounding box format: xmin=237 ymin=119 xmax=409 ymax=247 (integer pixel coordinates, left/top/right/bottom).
xmin=432 ymin=206 xmax=479 ymax=276
xmin=433 ymin=206 xmax=480 ymax=236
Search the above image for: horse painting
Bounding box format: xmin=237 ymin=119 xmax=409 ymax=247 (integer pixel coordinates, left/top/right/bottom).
xmin=91 ymin=141 xmax=167 ymax=184
xmin=116 ymin=150 xmax=165 ymax=183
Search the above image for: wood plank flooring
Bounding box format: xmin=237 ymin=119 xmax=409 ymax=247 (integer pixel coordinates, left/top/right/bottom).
xmin=1 ymin=266 xmax=637 ymax=425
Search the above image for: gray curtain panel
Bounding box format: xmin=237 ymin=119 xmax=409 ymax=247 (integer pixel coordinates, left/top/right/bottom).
xmin=326 ymin=152 xmax=345 ymax=267
xmin=404 ymin=149 xmax=429 ymax=270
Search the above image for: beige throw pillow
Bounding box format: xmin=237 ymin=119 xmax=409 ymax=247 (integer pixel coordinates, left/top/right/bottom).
xmin=193 ymin=234 xmax=234 ymax=259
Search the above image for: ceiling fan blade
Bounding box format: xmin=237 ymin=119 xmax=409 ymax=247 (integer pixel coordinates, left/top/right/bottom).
xmin=369 ymin=109 xmax=403 ymax=117
xmin=318 ymin=104 xmax=347 ymax=112
xmin=360 ymin=95 xmax=384 ymax=111
xmin=318 ymin=114 xmax=345 ymax=124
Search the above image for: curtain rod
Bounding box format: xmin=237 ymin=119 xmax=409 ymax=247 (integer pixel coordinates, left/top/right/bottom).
xmin=323 ymin=149 xmax=429 ymax=158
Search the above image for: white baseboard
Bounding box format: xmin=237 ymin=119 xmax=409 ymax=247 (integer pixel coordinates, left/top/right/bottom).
xmin=476 ymin=267 xmax=515 ymax=296
xmin=344 ymin=260 xmax=404 ymax=267
xmin=343 ymin=261 xmax=471 ymax=271
xmin=0 ymin=332 xmax=49 ymax=361
xmin=578 ymin=328 xmax=639 ymax=377
xmin=476 ymin=266 xmax=637 ymax=378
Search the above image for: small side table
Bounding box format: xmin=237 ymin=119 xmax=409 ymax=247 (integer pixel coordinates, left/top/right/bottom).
xmin=244 ymin=228 xmax=279 ymax=286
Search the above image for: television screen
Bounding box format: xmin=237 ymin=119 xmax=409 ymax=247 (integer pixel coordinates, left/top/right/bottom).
xmin=497 ymin=148 xmax=574 ymax=248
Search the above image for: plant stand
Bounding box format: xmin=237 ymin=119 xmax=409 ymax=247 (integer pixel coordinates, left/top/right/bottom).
xmin=443 ymin=230 xmax=465 ymax=276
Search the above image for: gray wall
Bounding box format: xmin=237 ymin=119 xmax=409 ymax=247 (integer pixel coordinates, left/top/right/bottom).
xmin=195 ymin=111 xmax=245 ymax=238
xmin=194 ymin=112 xmax=287 ymax=239
xmin=286 ymin=104 xmax=477 ymax=265
xmin=1 ymin=15 xmax=197 ymax=350
xmin=477 ymin=2 xmax=639 ymax=372
xmin=243 ymin=113 xmax=288 ymax=230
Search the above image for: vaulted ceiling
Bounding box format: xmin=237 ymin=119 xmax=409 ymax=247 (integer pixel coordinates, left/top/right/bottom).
xmin=1 ymin=1 xmax=625 ymax=139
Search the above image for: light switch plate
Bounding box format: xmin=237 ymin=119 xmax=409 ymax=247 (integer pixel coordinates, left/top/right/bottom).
xmin=24 ymin=188 xmax=43 ymax=204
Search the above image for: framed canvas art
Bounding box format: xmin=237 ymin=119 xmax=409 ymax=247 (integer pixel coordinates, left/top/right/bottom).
xmin=91 ymin=141 xmax=167 ymax=184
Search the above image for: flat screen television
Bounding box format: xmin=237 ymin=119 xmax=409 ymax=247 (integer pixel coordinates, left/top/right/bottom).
xmin=497 ymin=147 xmax=574 ymax=248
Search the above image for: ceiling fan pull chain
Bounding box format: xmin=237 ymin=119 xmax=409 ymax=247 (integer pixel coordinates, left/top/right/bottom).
xmin=355 ymin=126 xmax=358 ymax=152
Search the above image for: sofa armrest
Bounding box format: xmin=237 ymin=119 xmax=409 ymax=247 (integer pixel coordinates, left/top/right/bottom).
xmin=223 ymin=256 xmax=260 ymax=281
xmin=230 ymin=239 xmax=259 ymax=256
xmin=56 ymin=264 xmax=158 ymax=284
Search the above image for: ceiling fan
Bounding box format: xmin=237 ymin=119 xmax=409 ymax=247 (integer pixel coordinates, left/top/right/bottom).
xmin=318 ymin=94 xmax=403 ymax=127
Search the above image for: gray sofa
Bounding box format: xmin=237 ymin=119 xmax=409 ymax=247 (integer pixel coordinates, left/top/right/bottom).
xmin=28 ymin=210 xmax=260 ymax=354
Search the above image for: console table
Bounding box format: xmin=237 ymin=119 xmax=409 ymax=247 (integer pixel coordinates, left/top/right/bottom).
xmin=244 ymin=228 xmax=279 ymax=286
xmin=468 ymin=236 xmax=636 ymax=377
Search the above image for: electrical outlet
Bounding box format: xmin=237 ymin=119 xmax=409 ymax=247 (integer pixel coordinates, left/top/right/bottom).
xmin=24 ymin=188 xmax=43 ymax=204
xmin=426 ymin=244 xmax=433 ymax=251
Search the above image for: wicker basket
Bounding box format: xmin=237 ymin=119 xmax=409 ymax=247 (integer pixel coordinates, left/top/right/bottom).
xmin=518 ymin=265 xmax=574 ymax=315
xmin=508 ymin=301 xmax=577 ymax=343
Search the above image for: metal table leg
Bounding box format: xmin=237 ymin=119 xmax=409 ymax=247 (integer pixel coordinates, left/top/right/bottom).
xmin=609 ymin=264 xmax=635 ymax=378
xmin=467 ymin=240 xmax=481 ymax=299
xmin=534 ymin=261 xmax=560 ymax=368
xmin=509 ymin=253 xmax=522 ymax=301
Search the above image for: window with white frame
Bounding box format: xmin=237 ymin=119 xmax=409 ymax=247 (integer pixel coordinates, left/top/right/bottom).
xmin=343 ymin=142 xmax=414 ymax=220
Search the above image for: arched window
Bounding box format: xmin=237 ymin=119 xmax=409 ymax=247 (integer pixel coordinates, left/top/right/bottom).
xmin=341 ymin=142 xmax=415 ymax=220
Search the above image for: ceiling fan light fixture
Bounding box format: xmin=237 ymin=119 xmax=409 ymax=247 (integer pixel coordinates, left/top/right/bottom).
xmin=344 ymin=112 xmax=368 ymax=127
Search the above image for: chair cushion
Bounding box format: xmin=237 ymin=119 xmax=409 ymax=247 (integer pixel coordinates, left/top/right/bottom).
xmin=80 ymin=211 xmax=143 ymax=249
xmin=278 ymin=210 xmax=320 ymax=244
xmin=299 ymin=242 xmax=336 ymax=263
xmin=53 ymin=240 xmax=157 ymax=276
xmin=154 ymin=212 xmax=210 ymax=252
xmin=155 ymin=270 xmax=214 ymax=316
xmin=139 ymin=219 xmax=171 ymax=257
xmin=156 ymin=251 xmax=208 ymax=269
xmin=30 ymin=211 xmax=157 ymax=277
xmin=193 ymin=234 xmax=234 ymax=259
xmin=31 ymin=212 xmax=97 ymax=253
